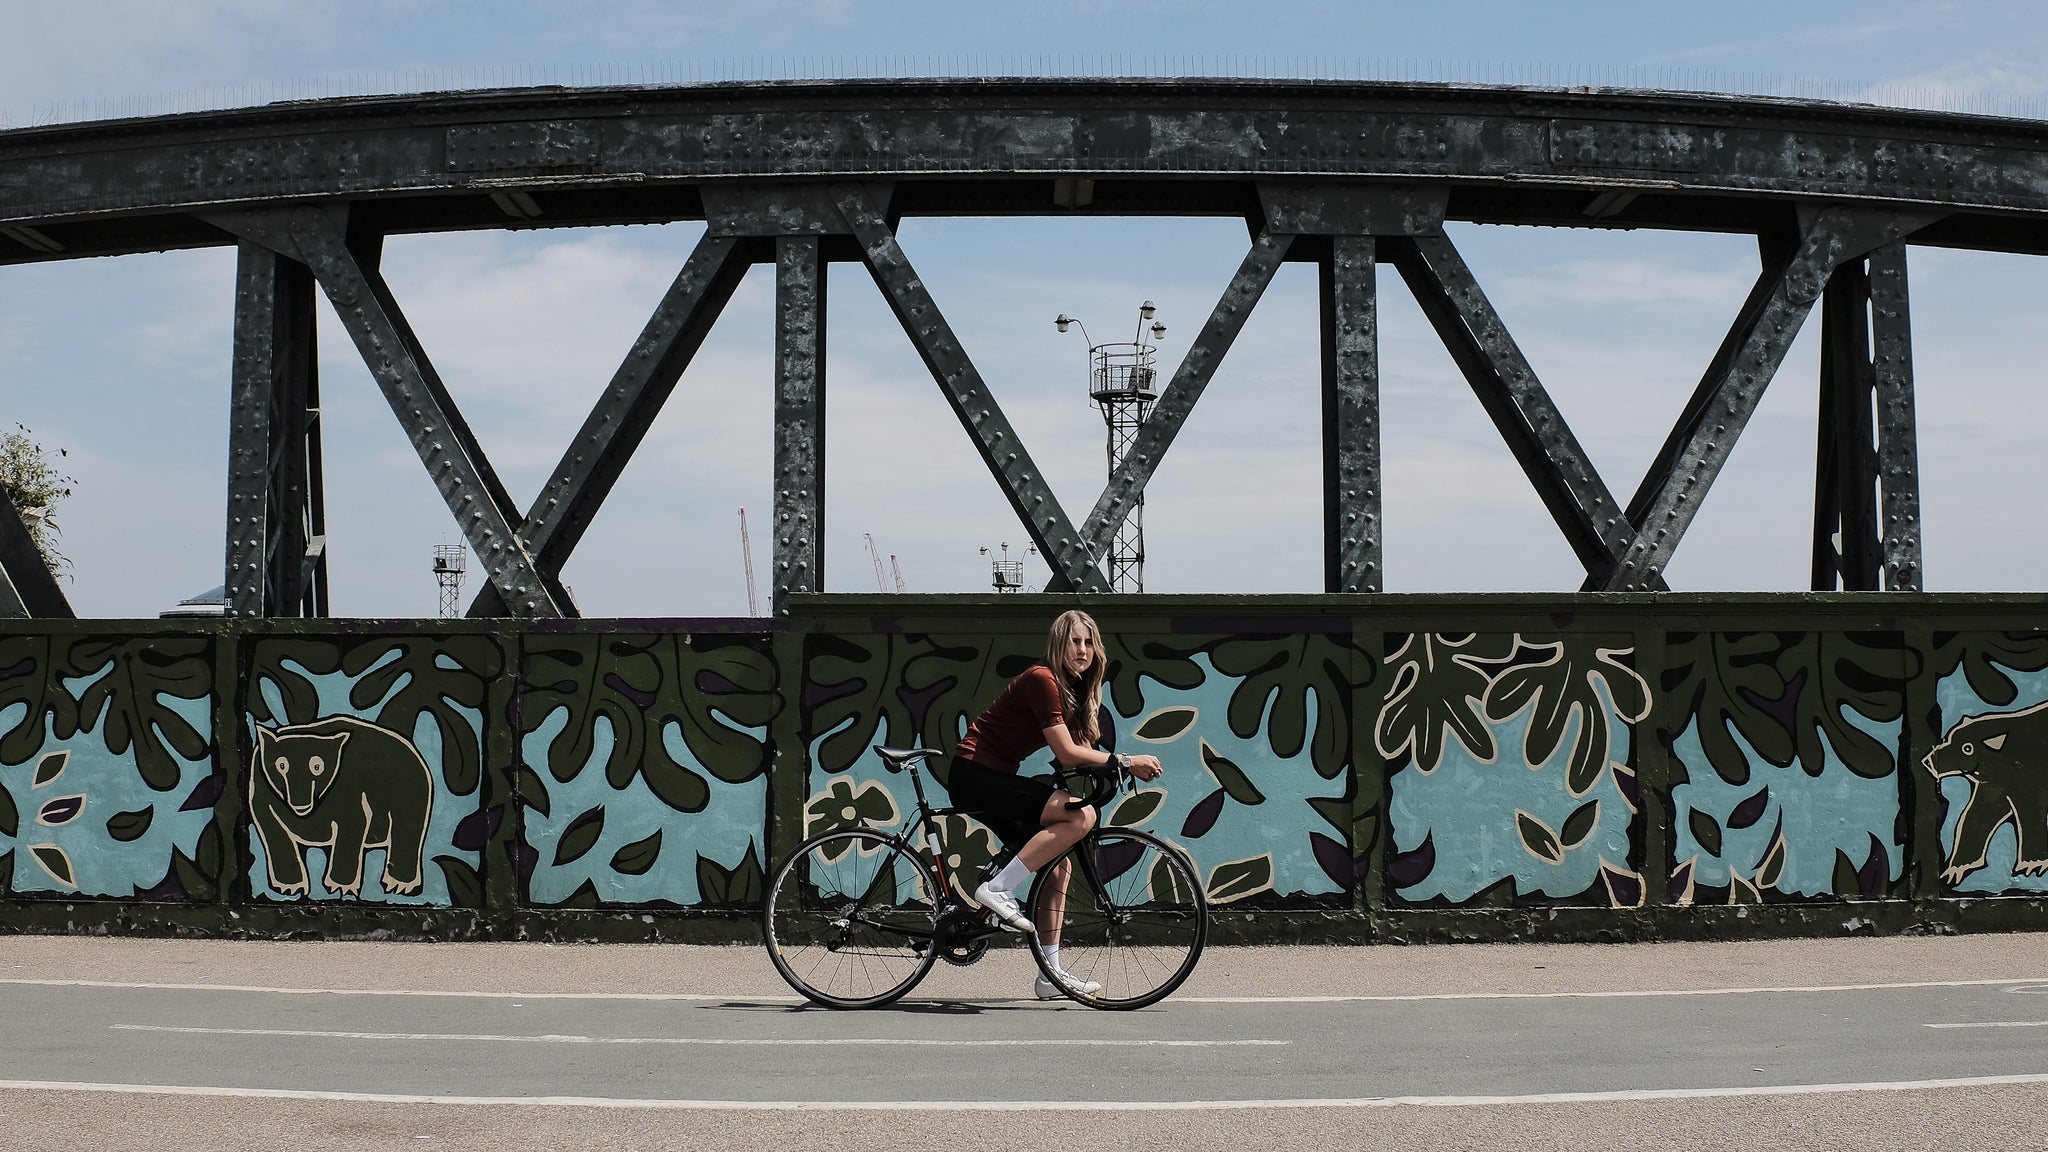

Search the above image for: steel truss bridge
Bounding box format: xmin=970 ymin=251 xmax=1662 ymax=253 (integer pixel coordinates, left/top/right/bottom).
xmin=3 ymin=78 xmax=2045 ymax=618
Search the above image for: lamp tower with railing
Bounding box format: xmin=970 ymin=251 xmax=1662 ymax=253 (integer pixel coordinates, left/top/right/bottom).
xmin=981 ymin=542 xmax=1035 ymax=593
xmin=1056 ymin=302 xmax=1166 ymax=592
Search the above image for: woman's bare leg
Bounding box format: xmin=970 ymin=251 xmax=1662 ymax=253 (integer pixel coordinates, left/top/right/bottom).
xmin=1019 ymin=791 xmax=1094 ymax=945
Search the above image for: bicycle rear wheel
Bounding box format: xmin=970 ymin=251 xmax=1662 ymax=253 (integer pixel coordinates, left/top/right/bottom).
xmin=1026 ymin=827 xmax=1207 ymax=1010
xmin=763 ymin=828 xmax=940 ymax=1009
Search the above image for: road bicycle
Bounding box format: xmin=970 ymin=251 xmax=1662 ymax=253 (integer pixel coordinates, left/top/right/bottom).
xmin=762 ymin=746 xmax=1208 ymax=1010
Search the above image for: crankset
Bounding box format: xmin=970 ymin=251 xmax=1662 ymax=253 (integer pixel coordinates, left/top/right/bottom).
xmin=932 ymin=906 xmax=998 ymax=966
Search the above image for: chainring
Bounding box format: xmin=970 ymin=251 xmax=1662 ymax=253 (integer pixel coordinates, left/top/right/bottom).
xmin=933 ymin=906 xmax=994 ymax=966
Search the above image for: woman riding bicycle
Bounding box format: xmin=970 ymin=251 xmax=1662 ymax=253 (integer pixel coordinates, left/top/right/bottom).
xmin=948 ymin=609 xmax=1165 ymax=999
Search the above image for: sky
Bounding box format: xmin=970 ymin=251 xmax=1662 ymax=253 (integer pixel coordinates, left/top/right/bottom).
xmin=4 ymin=0 xmax=2048 ymax=617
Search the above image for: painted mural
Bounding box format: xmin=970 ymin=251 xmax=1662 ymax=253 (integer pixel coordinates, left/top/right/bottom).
xmin=0 ymin=634 xmax=220 ymax=901
xmin=1661 ymin=631 xmax=1907 ymax=904
xmin=1926 ymin=630 xmax=2048 ymax=894
xmin=0 ymin=613 xmax=2044 ymax=939
xmin=513 ymin=632 xmax=776 ymax=907
xmin=801 ymin=627 xmax=1363 ymax=909
xmin=1382 ymin=633 xmax=1649 ymax=908
xmin=243 ymin=634 xmax=497 ymax=906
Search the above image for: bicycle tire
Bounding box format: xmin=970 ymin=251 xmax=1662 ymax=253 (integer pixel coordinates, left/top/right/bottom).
xmin=762 ymin=827 xmax=941 ymax=1009
xmin=1026 ymin=827 xmax=1207 ymax=1010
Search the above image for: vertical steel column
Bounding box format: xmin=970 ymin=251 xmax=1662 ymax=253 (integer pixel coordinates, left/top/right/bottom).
xmin=1812 ymin=261 xmax=1881 ymax=591
xmin=1320 ymin=236 xmax=1381 ymax=592
xmin=1869 ymin=244 xmax=1923 ymax=591
xmin=225 ymin=241 xmax=326 ymax=617
xmin=772 ymin=236 xmax=827 ymax=614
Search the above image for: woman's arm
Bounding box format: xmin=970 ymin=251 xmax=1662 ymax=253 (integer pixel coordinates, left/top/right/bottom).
xmin=1039 ymin=723 xmax=1163 ymax=782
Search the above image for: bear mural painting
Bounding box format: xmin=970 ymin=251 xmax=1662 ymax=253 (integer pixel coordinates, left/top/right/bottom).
xmin=1924 ymin=701 xmax=2048 ymax=885
xmin=249 ymin=718 xmax=434 ymax=898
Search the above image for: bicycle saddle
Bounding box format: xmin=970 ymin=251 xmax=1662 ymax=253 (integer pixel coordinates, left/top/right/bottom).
xmin=874 ymin=746 xmax=944 ymax=773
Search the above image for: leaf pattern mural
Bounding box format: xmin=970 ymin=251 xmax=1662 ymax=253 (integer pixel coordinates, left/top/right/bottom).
xmin=516 ymin=631 xmax=775 ymax=908
xmin=1386 ymin=632 xmax=1642 ymax=908
xmin=0 ymin=633 xmax=219 ymax=900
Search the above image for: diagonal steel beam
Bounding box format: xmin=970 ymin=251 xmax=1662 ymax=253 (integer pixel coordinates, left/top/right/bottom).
xmin=1868 ymin=243 xmax=1923 ymax=591
xmin=1602 ymin=206 xmax=1943 ymax=591
xmin=0 ymin=487 xmax=71 ymax=618
xmin=206 ymin=207 xmax=564 ymax=617
xmin=1077 ymin=231 xmax=1294 ymax=570
xmin=831 ymin=182 xmax=1109 ymax=592
xmin=1386 ymin=232 xmax=1655 ymax=590
xmin=470 ymin=232 xmax=752 ymax=616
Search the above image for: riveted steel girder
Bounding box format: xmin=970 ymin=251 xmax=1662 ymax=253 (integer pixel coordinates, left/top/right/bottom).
xmin=1869 ymin=244 xmax=1923 ymax=591
xmin=9 ymin=82 xmax=2048 ymax=256
xmin=1604 ymin=206 xmax=1943 ymax=591
xmin=0 ymin=488 xmax=70 ymax=619
xmin=1813 ymin=261 xmax=1882 ymax=591
xmin=225 ymin=242 xmax=327 ymax=618
xmin=1321 ymin=235 xmax=1381 ymax=593
xmin=832 ymin=182 xmax=1108 ymax=592
xmin=772 ymin=235 xmax=827 ymax=613
xmin=207 ymin=207 xmax=565 ymax=617
xmin=468 ymin=231 xmax=753 ymax=616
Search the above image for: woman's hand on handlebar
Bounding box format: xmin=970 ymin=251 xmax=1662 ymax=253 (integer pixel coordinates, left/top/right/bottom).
xmin=1121 ymin=753 xmax=1164 ymax=783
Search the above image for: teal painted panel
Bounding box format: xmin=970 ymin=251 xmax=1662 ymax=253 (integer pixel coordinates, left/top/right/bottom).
xmin=515 ymin=633 xmax=775 ymax=907
xmin=0 ymin=635 xmax=219 ymax=900
xmin=1383 ymin=633 xmax=1648 ymax=907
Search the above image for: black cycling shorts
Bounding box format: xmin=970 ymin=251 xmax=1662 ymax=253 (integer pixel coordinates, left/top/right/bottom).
xmin=946 ymin=758 xmax=1056 ymax=852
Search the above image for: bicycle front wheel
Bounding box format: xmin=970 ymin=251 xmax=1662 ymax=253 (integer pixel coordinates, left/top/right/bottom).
xmin=1027 ymin=827 xmax=1208 ymax=1010
xmin=763 ymin=828 xmax=941 ymax=1009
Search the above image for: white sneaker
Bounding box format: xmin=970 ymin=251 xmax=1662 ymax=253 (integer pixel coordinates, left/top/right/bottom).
xmin=1035 ymin=969 xmax=1103 ymax=999
xmin=973 ymin=882 xmax=1035 ymax=934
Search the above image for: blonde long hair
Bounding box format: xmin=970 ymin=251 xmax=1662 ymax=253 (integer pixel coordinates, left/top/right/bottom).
xmin=1045 ymin=610 xmax=1105 ymax=746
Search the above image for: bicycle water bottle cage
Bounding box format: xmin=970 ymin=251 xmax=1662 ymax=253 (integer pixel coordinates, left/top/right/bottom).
xmin=874 ymin=747 xmax=944 ymax=774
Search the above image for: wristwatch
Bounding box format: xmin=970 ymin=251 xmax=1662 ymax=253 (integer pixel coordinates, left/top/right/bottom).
xmin=1112 ymin=752 xmax=1131 ymax=773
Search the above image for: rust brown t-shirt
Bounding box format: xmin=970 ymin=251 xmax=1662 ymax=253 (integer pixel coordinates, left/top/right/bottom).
xmin=954 ymin=664 xmax=1065 ymax=773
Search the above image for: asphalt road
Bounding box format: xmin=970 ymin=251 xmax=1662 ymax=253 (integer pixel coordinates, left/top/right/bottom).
xmin=3 ymin=932 xmax=2046 ymax=1150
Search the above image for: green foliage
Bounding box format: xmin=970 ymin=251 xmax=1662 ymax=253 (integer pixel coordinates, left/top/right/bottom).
xmin=0 ymin=425 xmax=74 ymax=575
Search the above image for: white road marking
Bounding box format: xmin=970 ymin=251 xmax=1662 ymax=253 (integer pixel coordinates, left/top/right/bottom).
xmin=1179 ymin=977 xmax=2048 ymax=1003
xmin=6 ymin=975 xmax=2044 ymax=1003
xmin=109 ymin=1025 xmax=1285 ymax=1047
xmin=1925 ymin=1020 xmax=2048 ymax=1029
xmin=4 ymin=1073 xmax=2048 ymax=1110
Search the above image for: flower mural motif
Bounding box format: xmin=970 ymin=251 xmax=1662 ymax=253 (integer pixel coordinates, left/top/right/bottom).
xmin=804 ymin=775 xmax=901 ymax=843
xmin=921 ymin=813 xmax=1000 ymax=884
xmin=1376 ymin=633 xmax=1513 ymax=772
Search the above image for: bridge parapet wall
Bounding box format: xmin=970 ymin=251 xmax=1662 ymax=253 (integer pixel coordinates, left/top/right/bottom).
xmin=2 ymin=593 xmax=2044 ymax=942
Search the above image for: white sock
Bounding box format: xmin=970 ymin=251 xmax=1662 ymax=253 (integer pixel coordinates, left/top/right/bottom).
xmin=988 ymin=857 xmax=1032 ymax=895
xmin=1041 ymin=943 xmax=1061 ymax=972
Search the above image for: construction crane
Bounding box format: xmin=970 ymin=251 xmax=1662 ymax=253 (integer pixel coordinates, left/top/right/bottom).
xmin=738 ymin=508 xmax=759 ymax=616
xmin=890 ymin=555 xmax=907 ymax=593
xmin=864 ymin=533 xmax=889 ymax=592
